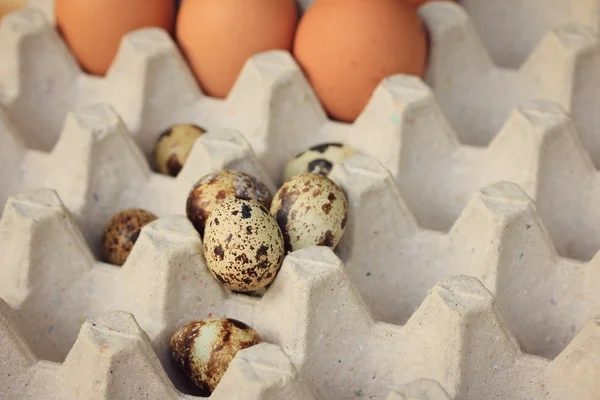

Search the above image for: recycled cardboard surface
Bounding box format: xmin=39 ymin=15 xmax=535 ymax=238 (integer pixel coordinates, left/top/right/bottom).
xmin=1 ymin=1 xmax=600 ymax=399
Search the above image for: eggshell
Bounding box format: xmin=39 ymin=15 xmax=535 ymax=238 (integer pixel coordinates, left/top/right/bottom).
xmin=283 ymin=142 xmax=357 ymax=182
xmin=186 ymin=170 xmax=272 ymax=237
xmin=176 ymin=0 xmax=299 ymax=98
xmin=55 ymin=0 xmax=175 ymax=75
xmin=203 ymin=197 xmax=284 ymax=292
xmin=293 ymin=0 xmax=427 ymax=122
xmin=270 ymin=173 xmax=348 ymax=253
xmin=170 ymin=318 xmax=263 ymax=394
xmin=101 ymin=208 xmax=158 ymax=266
xmin=153 ymin=123 xmax=206 ymax=176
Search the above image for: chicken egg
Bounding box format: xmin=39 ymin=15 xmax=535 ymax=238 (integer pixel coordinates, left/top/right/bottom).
xmin=176 ymin=0 xmax=299 ymax=98
xmin=55 ymin=0 xmax=175 ymax=75
xmin=293 ymin=0 xmax=427 ymax=122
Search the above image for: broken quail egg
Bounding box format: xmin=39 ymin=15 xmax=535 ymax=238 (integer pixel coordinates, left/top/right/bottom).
xmin=101 ymin=208 xmax=157 ymax=266
xmin=270 ymin=173 xmax=348 ymax=253
xmin=283 ymin=142 xmax=357 ymax=181
xmin=203 ymin=196 xmax=284 ymax=292
xmin=186 ymin=170 xmax=272 ymax=237
xmin=153 ymin=123 xmax=206 ymax=176
xmin=171 ymin=317 xmax=263 ymax=395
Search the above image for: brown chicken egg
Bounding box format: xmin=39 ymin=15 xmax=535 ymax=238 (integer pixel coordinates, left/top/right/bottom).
xmin=171 ymin=318 xmax=263 ymax=395
xmin=55 ymin=0 xmax=175 ymax=75
xmin=176 ymin=0 xmax=299 ymax=98
xmin=293 ymin=0 xmax=428 ymax=122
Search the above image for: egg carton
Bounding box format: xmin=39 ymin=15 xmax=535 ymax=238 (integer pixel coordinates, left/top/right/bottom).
xmin=0 ymin=0 xmax=600 ymax=399
xmin=1 ymin=103 xmax=600 ymax=399
xmin=4 ymin=1 xmax=600 ymax=264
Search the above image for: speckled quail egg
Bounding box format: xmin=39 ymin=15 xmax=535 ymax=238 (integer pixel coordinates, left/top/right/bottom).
xmin=171 ymin=318 xmax=262 ymax=395
xmin=271 ymin=173 xmax=348 ymax=253
xmin=283 ymin=142 xmax=357 ymax=181
xmin=203 ymin=196 xmax=284 ymax=292
xmin=153 ymin=123 xmax=206 ymax=177
xmin=186 ymin=170 xmax=272 ymax=237
xmin=101 ymin=208 xmax=157 ymax=266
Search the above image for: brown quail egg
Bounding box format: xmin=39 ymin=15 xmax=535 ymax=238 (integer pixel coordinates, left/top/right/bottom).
xmin=171 ymin=318 xmax=262 ymax=395
xmin=153 ymin=123 xmax=206 ymax=177
xmin=101 ymin=208 xmax=157 ymax=266
xmin=270 ymin=173 xmax=348 ymax=253
xmin=203 ymin=196 xmax=284 ymax=292
xmin=186 ymin=170 xmax=272 ymax=237
xmin=283 ymin=142 xmax=357 ymax=181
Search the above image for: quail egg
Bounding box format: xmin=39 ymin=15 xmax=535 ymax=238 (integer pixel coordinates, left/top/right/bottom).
xmin=203 ymin=196 xmax=284 ymax=292
xmin=270 ymin=173 xmax=348 ymax=253
xmin=153 ymin=123 xmax=206 ymax=177
xmin=283 ymin=142 xmax=357 ymax=181
xmin=101 ymin=208 xmax=157 ymax=266
xmin=186 ymin=170 xmax=272 ymax=237
xmin=171 ymin=318 xmax=262 ymax=395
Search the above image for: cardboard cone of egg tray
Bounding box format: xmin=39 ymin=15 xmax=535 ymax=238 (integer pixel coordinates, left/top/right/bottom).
xmin=1 ymin=1 xmax=600 ymax=399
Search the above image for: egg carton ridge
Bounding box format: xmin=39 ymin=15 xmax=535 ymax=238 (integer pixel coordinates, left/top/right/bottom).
xmin=458 ymin=0 xmax=600 ymax=68
xmin=419 ymin=2 xmax=600 ymax=169
xmin=332 ymin=155 xmax=600 ymax=361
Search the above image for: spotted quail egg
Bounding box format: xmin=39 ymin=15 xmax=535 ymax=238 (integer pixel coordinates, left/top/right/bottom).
xmin=203 ymin=196 xmax=284 ymax=292
xmin=153 ymin=123 xmax=206 ymax=177
xmin=186 ymin=170 xmax=272 ymax=237
xmin=171 ymin=317 xmax=262 ymax=395
xmin=270 ymin=173 xmax=348 ymax=253
xmin=283 ymin=142 xmax=357 ymax=181
xmin=101 ymin=208 xmax=157 ymax=266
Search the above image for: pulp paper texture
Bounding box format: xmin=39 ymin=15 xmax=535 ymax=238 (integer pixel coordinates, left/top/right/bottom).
xmin=1 ymin=1 xmax=600 ymax=399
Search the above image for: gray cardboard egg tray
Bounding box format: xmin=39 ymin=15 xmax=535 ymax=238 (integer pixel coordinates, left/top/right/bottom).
xmin=1 ymin=1 xmax=600 ymax=400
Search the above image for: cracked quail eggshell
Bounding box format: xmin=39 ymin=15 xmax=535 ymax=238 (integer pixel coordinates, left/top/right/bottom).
xmin=186 ymin=170 xmax=272 ymax=237
xmin=283 ymin=142 xmax=357 ymax=182
xmin=101 ymin=208 xmax=157 ymax=266
xmin=170 ymin=318 xmax=263 ymax=395
xmin=153 ymin=123 xmax=206 ymax=176
xmin=203 ymin=197 xmax=284 ymax=292
xmin=271 ymin=173 xmax=348 ymax=253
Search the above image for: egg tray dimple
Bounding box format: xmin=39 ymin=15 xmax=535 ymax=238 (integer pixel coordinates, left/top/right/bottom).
xmin=1 ymin=0 xmax=600 ymax=399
